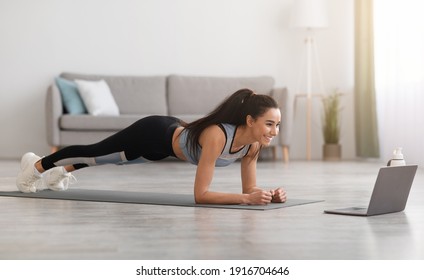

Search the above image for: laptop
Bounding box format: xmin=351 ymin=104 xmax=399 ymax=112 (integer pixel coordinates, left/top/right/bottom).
xmin=324 ymin=165 xmax=418 ymax=216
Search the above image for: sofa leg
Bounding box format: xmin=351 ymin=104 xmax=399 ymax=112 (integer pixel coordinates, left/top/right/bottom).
xmin=50 ymin=146 xmax=59 ymax=154
xmin=271 ymin=146 xmax=277 ymax=161
xmin=282 ymin=146 xmax=290 ymax=163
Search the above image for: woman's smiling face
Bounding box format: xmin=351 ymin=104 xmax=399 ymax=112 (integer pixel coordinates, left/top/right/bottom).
xmin=248 ymin=108 xmax=281 ymax=146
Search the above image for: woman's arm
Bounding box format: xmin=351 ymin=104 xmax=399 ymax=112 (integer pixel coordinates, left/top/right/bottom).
xmin=241 ymin=143 xmax=287 ymax=203
xmin=193 ymin=125 xmax=247 ymax=204
xmin=241 ymin=143 xmax=262 ymax=194
xmin=194 ymin=129 xmax=272 ymax=205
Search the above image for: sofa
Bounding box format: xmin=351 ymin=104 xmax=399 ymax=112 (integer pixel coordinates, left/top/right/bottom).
xmin=46 ymin=73 xmax=290 ymax=162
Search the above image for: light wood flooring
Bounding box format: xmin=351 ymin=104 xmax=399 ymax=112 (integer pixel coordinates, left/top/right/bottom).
xmin=0 ymin=159 xmax=423 ymax=260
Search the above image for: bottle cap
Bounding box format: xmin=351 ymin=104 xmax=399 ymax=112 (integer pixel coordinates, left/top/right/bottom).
xmin=392 ymin=147 xmax=404 ymax=160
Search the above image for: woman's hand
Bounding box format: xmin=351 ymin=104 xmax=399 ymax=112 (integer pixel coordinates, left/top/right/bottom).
xmin=270 ymin=187 xmax=287 ymax=203
xmin=247 ymin=190 xmax=273 ymax=205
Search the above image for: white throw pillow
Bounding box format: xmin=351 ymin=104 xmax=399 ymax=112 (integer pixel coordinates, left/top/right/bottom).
xmin=75 ymin=79 xmax=120 ymax=116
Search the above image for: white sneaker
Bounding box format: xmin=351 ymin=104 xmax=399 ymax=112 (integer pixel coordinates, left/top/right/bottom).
xmin=16 ymin=152 xmax=45 ymax=193
xmin=43 ymin=166 xmax=76 ymax=191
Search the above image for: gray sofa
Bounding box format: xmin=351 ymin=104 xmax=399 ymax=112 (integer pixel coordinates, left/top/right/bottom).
xmin=46 ymin=73 xmax=290 ymax=161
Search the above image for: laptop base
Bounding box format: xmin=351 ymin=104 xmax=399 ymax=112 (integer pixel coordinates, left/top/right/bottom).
xmin=324 ymin=207 xmax=368 ymax=216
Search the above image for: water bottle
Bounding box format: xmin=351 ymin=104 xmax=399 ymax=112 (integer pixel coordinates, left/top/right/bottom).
xmin=387 ymin=147 xmax=406 ymax=167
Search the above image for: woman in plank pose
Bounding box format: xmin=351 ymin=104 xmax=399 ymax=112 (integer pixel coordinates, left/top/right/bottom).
xmin=16 ymin=88 xmax=286 ymax=205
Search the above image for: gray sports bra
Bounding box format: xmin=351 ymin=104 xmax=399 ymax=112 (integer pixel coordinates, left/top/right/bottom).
xmin=179 ymin=123 xmax=251 ymax=167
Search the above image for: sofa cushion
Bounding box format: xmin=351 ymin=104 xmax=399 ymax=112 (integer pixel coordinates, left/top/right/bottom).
xmin=75 ymin=79 xmax=120 ymax=116
xmin=60 ymin=73 xmax=167 ymax=115
xmin=60 ymin=115 xmax=149 ymax=131
xmin=167 ymin=75 xmax=275 ymax=116
xmin=55 ymin=77 xmax=87 ymax=114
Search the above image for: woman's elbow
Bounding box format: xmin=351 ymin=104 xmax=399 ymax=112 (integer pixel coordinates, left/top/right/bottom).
xmin=194 ymin=193 xmax=208 ymax=204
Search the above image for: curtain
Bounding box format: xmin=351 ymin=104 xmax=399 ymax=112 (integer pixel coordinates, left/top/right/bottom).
xmin=374 ymin=0 xmax=424 ymax=165
xmin=354 ymin=0 xmax=380 ymax=158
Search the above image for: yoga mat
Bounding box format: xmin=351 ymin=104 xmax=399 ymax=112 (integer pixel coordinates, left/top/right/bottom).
xmin=0 ymin=189 xmax=323 ymax=210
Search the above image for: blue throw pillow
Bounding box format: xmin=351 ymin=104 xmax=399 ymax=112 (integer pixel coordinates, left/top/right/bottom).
xmin=55 ymin=77 xmax=87 ymax=114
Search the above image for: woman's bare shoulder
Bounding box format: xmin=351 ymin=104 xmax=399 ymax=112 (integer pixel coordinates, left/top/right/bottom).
xmin=199 ymin=125 xmax=226 ymax=146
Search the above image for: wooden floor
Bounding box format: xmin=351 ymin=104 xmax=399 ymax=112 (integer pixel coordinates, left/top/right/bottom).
xmin=0 ymin=159 xmax=423 ymax=260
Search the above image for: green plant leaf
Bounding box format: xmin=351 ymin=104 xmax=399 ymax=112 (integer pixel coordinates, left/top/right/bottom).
xmin=322 ymin=92 xmax=341 ymax=144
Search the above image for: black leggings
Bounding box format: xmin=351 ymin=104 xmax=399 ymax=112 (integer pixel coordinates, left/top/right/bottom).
xmin=41 ymin=115 xmax=181 ymax=171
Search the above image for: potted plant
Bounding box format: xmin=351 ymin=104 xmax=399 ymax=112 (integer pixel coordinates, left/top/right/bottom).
xmin=322 ymin=92 xmax=342 ymax=161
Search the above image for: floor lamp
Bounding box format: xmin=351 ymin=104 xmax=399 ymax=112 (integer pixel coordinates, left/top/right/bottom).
xmin=290 ymin=0 xmax=329 ymax=160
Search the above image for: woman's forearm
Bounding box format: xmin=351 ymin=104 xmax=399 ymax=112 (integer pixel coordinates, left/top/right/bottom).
xmin=194 ymin=191 xmax=249 ymax=205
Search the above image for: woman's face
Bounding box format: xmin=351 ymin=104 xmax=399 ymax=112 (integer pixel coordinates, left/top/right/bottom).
xmin=248 ymin=108 xmax=281 ymax=146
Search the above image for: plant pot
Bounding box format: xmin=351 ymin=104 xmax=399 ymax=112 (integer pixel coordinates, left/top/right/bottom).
xmin=323 ymin=144 xmax=342 ymax=161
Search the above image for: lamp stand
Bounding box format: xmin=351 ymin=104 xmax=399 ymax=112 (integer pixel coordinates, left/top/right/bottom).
xmin=294 ymin=33 xmax=326 ymax=160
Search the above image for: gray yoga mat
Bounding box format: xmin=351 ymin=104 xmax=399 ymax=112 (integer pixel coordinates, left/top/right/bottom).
xmin=0 ymin=189 xmax=323 ymax=210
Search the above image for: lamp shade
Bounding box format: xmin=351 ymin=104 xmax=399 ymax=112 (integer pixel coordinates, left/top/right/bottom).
xmin=290 ymin=0 xmax=329 ymax=29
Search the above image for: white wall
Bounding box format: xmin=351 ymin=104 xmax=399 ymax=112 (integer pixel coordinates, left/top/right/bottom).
xmin=0 ymin=0 xmax=354 ymax=160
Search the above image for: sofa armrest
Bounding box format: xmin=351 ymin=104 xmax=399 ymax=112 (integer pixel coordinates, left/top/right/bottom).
xmin=45 ymin=83 xmax=63 ymax=147
xmin=271 ymin=87 xmax=291 ymax=147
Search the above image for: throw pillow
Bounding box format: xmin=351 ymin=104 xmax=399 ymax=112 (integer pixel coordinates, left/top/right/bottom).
xmin=75 ymin=79 xmax=120 ymax=116
xmin=55 ymin=77 xmax=87 ymax=114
